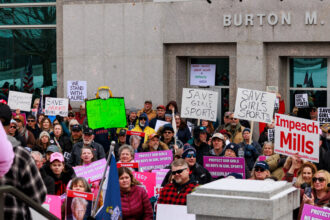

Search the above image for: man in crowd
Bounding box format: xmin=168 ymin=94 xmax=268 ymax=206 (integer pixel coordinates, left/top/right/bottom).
xmin=191 ymin=126 xmax=210 ymax=166
xmin=70 ymin=126 xmax=105 ymax=166
xmin=137 ymin=100 xmax=156 ymax=121
xmin=132 ymin=113 xmax=156 ymax=143
xmin=71 ymin=124 xmax=83 ymax=145
xmin=215 ymin=111 xmax=233 ymax=132
xmin=142 ymin=133 xmax=169 ymax=152
xmin=149 ymin=105 xmax=166 ymax=129
xmin=26 ymin=114 xmax=40 ymax=140
xmin=14 ymin=114 xmax=35 ymax=148
xmin=127 ymin=107 xmax=138 ymax=130
xmin=114 ymin=128 xmax=127 ymax=160
xmin=239 ymin=128 xmax=262 ymax=171
xmin=225 ymin=113 xmax=245 ymax=144
xmin=75 ymin=103 xmax=86 ymax=124
xmin=158 ymin=159 xmax=199 ymax=205
xmin=160 ymin=124 xmax=183 ymax=155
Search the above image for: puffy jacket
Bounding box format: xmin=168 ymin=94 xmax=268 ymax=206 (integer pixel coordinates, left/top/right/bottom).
xmin=225 ymin=124 xmax=245 ymax=144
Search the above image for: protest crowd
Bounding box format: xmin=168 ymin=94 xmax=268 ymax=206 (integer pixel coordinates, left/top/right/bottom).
xmin=0 ymin=86 xmax=329 ymax=220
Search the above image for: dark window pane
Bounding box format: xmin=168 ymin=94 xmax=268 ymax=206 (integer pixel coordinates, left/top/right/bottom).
xmin=290 ymin=58 xmax=327 ymax=88
xmin=290 ymin=90 xmax=327 ymax=111
xmin=0 ymin=29 xmax=56 ymax=101
xmin=0 ymin=7 xmax=56 ymax=25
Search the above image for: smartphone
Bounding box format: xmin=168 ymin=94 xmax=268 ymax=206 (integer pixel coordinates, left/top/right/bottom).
xmin=305 ymin=187 xmax=312 ymax=198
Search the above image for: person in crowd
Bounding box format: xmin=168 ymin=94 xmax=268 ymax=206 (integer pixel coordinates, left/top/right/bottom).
xmin=164 ymin=112 xmax=172 ymax=123
xmin=165 ymin=100 xmax=179 ymax=113
xmin=75 ymin=103 xmax=86 ymax=125
xmin=225 ymin=113 xmax=245 ymax=144
xmin=290 ymin=106 xmax=298 ymax=116
xmin=0 ymin=103 xmax=47 ymax=219
xmin=239 ymin=128 xmax=262 ymax=171
xmin=70 ymin=177 xmax=92 ymax=192
xmin=160 ymin=124 xmax=183 ymax=155
xmin=31 ymin=151 xmax=55 ymax=194
xmin=201 ymin=120 xmax=215 ymax=135
xmin=37 ymin=113 xmax=45 ymax=130
xmin=191 ymin=126 xmax=210 ymax=166
xmin=282 ymin=154 xmax=304 ymax=182
xmin=142 ymin=133 xmax=169 ymax=152
xmin=158 ymin=159 xmax=199 ymax=205
xmin=8 ymin=119 xmax=25 ymax=145
xmin=250 ymin=161 xmax=271 ymax=180
xmin=117 ymin=145 xmax=135 ymax=163
xmin=260 ymin=141 xmax=274 ymax=158
xmin=174 ymin=114 xmax=191 ymax=144
xmin=69 ymin=119 xmax=80 ymax=133
xmin=14 ymin=114 xmax=35 ymax=148
xmin=70 ymin=124 xmax=83 ymax=145
xmin=132 ymin=113 xmax=156 ymax=143
xmin=218 ymin=129 xmax=231 ymax=145
xmin=114 ymin=128 xmax=127 ymax=160
xmin=137 ymin=100 xmax=156 ymax=121
xmin=26 ymin=114 xmax=41 ymax=140
xmin=45 ymin=145 xmax=61 ymax=162
xmin=127 ymin=107 xmax=138 ymax=130
xmin=80 ymin=146 xmax=96 ymax=165
xmin=52 ymin=118 xmax=60 ymax=126
xmin=129 ymin=135 xmax=142 ymax=153
xmin=65 ymin=111 xmax=76 ymax=130
xmin=118 ymin=167 xmax=153 ymax=220
xmin=44 ymin=152 xmax=76 ymax=195
xmin=294 ymin=162 xmax=317 ymax=188
xmin=309 ymin=106 xmax=318 ymax=121
xmin=32 ymin=98 xmax=40 ymax=110
xmin=208 ymin=133 xmax=226 ymax=156
xmin=40 ymin=117 xmax=53 ymax=133
xmin=50 ymin=124 xmax=72 ymax=157
xmin=258 ymin=120 xmax=275 ymax=146
xmin=71 ymin=197 xmax=88 ymax=220
xmin=215 ymin=111 xmax=233 ymax=132
xmin=149 ymin=105 xmax=166 ymax=129
xmin=34 ymin=131 xmax=52 ymax=154
xmin=318 ymin=133 xmax=330 ymax=172
xmin=70 ymin=127 xmax=105 ymax=166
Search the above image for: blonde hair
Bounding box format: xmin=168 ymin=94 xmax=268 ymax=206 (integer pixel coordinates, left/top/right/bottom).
xmin=295 ymin=162 xmax=317 ymax=187
xmin=312 ymin=170 xmax=330 ymax=192
xmin=262 ymin=142 xmax=274 ymax=156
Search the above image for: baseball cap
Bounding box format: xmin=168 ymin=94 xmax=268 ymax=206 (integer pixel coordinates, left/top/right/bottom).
xmin=163 ymin=124 xmax=174 ymax=133
xmin=145 ymin=100 xmax=152 ymax=104
xmin=83 ymin=127 xmax=93 ymax=135
xmin=224 ymin=143 xmax=239 ymax=156
xmin=254 ymin=161 xmax=269 ymax=171
xmin=118 ymin=128 xmax=127 ymax=136
xmin=50 ymin=152 xmax=64 ymax=163
xmin=71 ymin=124 xmax=82 ymax=132
xmin=212 ymin=133 xmax=224 ymax=140
xmin=157 ymin=105 xmax=166 ymax=110
xmin=46 ymin=145 xmax=60 ymax=153
xmin=149 ymin=133 xmax=159 ymax=140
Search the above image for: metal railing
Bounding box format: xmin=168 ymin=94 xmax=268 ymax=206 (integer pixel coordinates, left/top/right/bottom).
xmin=0 ymin=185 xmax=59 ymax=220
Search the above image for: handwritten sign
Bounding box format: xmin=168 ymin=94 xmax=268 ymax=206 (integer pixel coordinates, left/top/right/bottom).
xmin=234 ymin=88 xmax=276 ymax=123
xmin=155 ymin=120 xmax=170 ymax=132
xmin=45 ymin=97 xmax=69 ymax=117
xmin=190 ymin=64 xmax=216 ymax=86
xmin=86 ymin=98 xmax=127 ymax=129
xmin=73 ymin=159 xmax=107 ymax=182
xmin=67 ymin=80 xmax=87 ymax=102
xmin=318 ymin=108 xmax=330 ymax=124
xmin=301 ymin=204 xmax=330 ymax=220
xmin=8 ymin=91 xmax=32 ymax=112
xmin=134 ymin=150 xmax=172 ymax=171
xmin=267 ymin=129 xmax=274 ymax=142
xmin=295 ymin=93 xmax=308 ymax=108
xmin=203 ymin=156 xmax=245 ymax=178
xmin=274 ymin=114 xmax=319 ymax=163
xmin=133 ymin=172 xmax=156 ymax=198
xmin=181 ymin=88 xmax=218 ymax=122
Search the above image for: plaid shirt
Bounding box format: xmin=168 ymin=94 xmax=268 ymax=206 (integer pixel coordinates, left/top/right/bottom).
xmin=158 ymin=181 xmax=198 ymax=205
xmin=0 ymin=146 xmax=47 ymax=219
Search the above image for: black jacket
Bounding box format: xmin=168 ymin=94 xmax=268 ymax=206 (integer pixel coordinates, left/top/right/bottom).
xmin=69 ymin=141 xmax=106 ymax=166
xmin=192 ymin=141 xmax=211 ymax=167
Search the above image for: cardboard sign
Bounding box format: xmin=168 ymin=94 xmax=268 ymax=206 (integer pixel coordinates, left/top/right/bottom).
xmin=73 ymin=159 xmax=107 ymax=182
xmin=86 ymin=98 xmax=127 ymax=129
xmin=267 ymin=129 xmax=275 ymax=142
xmin=133 ymin=172 xmax=156 ymax=198
xmin=181 ymin=88 xmax=218 ymax=122
xmin=134 ymin=150 xmax=173 ymax=171
xmin=155 ymin=120 xmax=170 ymax=132
xmin=67 ymin=80 xmax=87 ymax=102
xmin=203 ymin=156 xmax=245 ymax=179
xmin=45 ymin=97 xmax=69 ymax=117
xmin=301 ymin=204 xmax=330 ymax=220
xmin=66 ymin=190 xmax=93 ymax=220
xmin=295 ymin=93 xmax=308 ymax=108
xmin=318 ymin=107 xmax=330 ymax=124
xmin=8 ymin=91 xmax=32 ymax=112
xmin=234 ymin=88 xmax=276 ymax=124
xmin=274 ymin=114 xmax=319 ymax=163
xmin=157 ymin=204 xmax=196 ymax=220
xmin=190 ymin=64 xmax=216 ymax=86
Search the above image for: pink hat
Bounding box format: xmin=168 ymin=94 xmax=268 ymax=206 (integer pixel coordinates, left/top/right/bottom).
xmin=0 ymin=122 xmax=14 ymax=177
xmin=50 ymin=152 xmax=64 ymax=163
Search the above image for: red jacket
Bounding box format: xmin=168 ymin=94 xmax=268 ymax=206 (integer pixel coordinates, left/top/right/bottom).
xmin=120 ymin=185 xmax=153 ymax=220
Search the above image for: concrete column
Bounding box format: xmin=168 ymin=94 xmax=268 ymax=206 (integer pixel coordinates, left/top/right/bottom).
xmin=187 ymin=179 xmax=300 ymax=220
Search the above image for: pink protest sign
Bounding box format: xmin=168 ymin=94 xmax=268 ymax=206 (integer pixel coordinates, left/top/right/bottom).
xmin=73 ymin=158 xmax=107 ymax=182
xmin=44 ymin=195 xmax=61 ymax=219
xmin=301 ymin=204 xmax=330 ymax=220
xmin=134 ymin=150 xmax=172 ymax=171
xmin=152 ymin=169 xmax=170 ymax=186
xmin=133 ymin=172 xmax=156 ymax=198
xmin=203 ymin=156 xmax=245 ymax=179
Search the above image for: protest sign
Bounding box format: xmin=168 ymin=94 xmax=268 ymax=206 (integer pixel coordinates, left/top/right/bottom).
xmin=295 ymin=93 xmax=308 ymax=108
xmin=155 ymin=120 xmax=170 ymax=132
xmin=152 ymin=169 xmax=170 ymax=186
xmin=181 ymin=88 xmax=218 ymax=122
xmin=274 ymin=114 xmax=319 ymax=163
xmin=86 ymin=98 xmax=127 ymax=129
xmin=203 ymin=156 xmax=245 ymax=178
xmin=301 ymin=204 xmax=330 ymax=220
xmin=116 ymin=162 xmax=139 ymax=169
xmin=274 ymin=98 xmax=279 ymax=111
xmin=267 ymin=129 xmax=274 ymax=142
xmin=73 ymin=159 xmax=107 ymax=182
xmin=266 ymin=86 xmax=278 ymax=93
xmin=8 ymin=91 xmax=32 ymax=112
xmin=45 ymin=97 xmax=69 ymax=117
xmin=318 ymin=107 xmax=330 ymax=124
xmin=157 ymin=204 xmax=196 ymax=220
xmin=67 ymin=80 xmax=87 ymax=102
xmin=190 ymin=64 xmax=216 ymax=86
xmin=134 ymin=150 xmax=172 ymax=171
xmin=30 ymin=195 xmax=62 ymax=220
xmin=234 ymin=88 xmax=276 ymax=124
xmin=133 ymin=172 xmax=156 ymax=198
xmin=66 ymin=190 xmax=93 ymax=220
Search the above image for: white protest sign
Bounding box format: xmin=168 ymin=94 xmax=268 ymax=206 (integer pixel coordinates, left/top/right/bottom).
xmin=67 ymin=80 xmax=87 ymax=102
xmin=45 ymin=97 xmax=69 ymax=117
xmin=181 ymin=88 xmax=218 ymax=122
xmin=234 ymin=88 xmax=276 ymax=124
xmin=157 ymin=204 xmax=195 ymax=220
xmin=274 ymin=114 xmax=319 ymax=163
xmin=8 ymin=91 xmax=32 ymax=112
xmin=190 ymin=64 xmax=216 ymax=86
xmin=267 ymin=129 xmax=274 ymax=142
xmin=295 ymin=93 xmax=308 ymax=108
xmin=318 ymin=108 xmax=330 ymax=124
xmin=155 ymin=120 xmax=170 ymax=132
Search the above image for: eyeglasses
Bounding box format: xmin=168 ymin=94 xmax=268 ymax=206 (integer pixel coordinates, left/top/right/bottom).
xmin=186 ymin=153 xmax=196 ymax=158
xmin=172 ymin=168 xmax=187 ymax=175
xmin=255 ymin=167 xmax=265 ymax=172
xmin=27 ymin=120 xmax=35 ymax=122
xmin=10 ymin=126 xmax=17 ymax=129
xmin=312 ymin=177 xmax=325 ymax=183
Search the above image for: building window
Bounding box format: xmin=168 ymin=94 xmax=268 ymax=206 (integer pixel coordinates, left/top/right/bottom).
xmin=289 ymin=58 xmax=328 ymax=111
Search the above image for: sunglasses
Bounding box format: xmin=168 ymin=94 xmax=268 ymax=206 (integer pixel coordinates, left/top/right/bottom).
xmin=255 ymin=167 xmax=265 ymax=172
xmin=27 ymin=120 xmax=35 ymax=122
xmin=172 ymin=168 xmax=187 ymax=175
xmin=10 ymin=126 xmax=17 ymax=129
xmin=312 ymin=177 xmax=325 ymax=183
xmin=186 ymin=153 xmax=196 ymax=158
xmin=139 ymin=118 xmax=147 ymax=121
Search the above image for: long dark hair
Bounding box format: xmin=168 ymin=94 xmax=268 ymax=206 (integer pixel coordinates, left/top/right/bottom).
xmin=166 ymin=101 xmax=178 ymax=113
xmin=118 ymin=167 xmax=141 ymax=186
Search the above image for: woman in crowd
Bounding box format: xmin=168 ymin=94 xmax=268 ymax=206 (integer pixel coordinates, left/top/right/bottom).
xmin=41 ymin=117 xmax=53 ymax=133
xmin=250 ymin=161 xmax=271 ymax=181
xmin=50 ymin=124 xmax=72 ymax=155
xmin=70 ymin=177 xmax=92 ymax=192
xmin=208 ymin=133 xmax=225 ymax=156
xmin=34 ymin=131 xmax=51 ymax=154
xmin=282 ymin=154 xmax=304 ymax=182
xmin=165 ymin=100 xmax=178 ymax=113
xmin=118 ymin=167 xmax=153 ymax=220
xmin=117 ymin=145 xmax=135 ymax=163
xmin=201 ymin=120 xmax=215 ymax=136
xmin=261 ymin=141 xmax=274 ymax=157
xmin=37 ymin=113 xmax=45 ymax=130
xmin=80 ymin=146 xmax=95 ymax=165
xmin=69 ymin=119 xmax=80 ymax=133
xmin=294 ymin=162 xmax=317 ymax=188
xmin=175 ymin=114 xmax=191 ymax=144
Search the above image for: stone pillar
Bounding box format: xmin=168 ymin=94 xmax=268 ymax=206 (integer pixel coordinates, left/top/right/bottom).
xmin=187 ymin=179 xmax=300 ymax=220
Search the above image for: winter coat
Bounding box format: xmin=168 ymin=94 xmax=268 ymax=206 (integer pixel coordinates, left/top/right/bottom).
xmin=142 ymin=141 xmax=169 ymax=152
xmin=225 ymin=124 xmax=245 ymax=144
xmin=132 ymin=113 xmax=156 ymax=143
xmin=176 ymin=126 xmax=191 ymax=144
xmin=192 ymin=141 xmax=211 ymax=167
xmin=69 ymin=141 xmax=105 ymax=166
xmin=137 ymin=108 xmax=157 ymax=122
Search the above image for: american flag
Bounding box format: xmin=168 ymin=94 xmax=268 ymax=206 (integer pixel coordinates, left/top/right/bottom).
xmin=23 ymin=59 xmax=33 ymax=93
